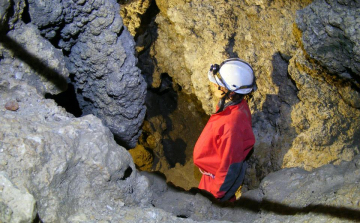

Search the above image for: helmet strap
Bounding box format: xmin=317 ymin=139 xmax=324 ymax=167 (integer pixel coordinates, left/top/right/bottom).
xmin=216 ymin=90 xmax=231 ymax=113
xmin=215 ymin=91 xmax=244 ymax=114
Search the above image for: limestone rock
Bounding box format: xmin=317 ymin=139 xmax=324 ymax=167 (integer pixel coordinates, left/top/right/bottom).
xmin=145 ymin=156 xmax=360 ymax=222
xmin=285 ymin=49 xmax=360 ymax=170
xmin=151 ymin=0 xmax=311 ymax=114
xmin=139 ymin=87 xmax=208 ymax=189
xmin=26 ymin=0 xmax=147 ymax=148
xmin=0 ymin=0 xmax=10 ymax=29
xmin=296 ymin=0 xmax=360 ymax=86
xmin=145 ymin=0 xmax=314 ymax=188
xmin=129 ymin=144 xmax=153 ymax=171
xmin=252 ymin=155 xmax=360 ymax=222
xmin=5 ymin=0 xmax=26 ymax=29
xmin=27 ymin=0 xmax=63 ymax=39
xmin=0 ymin=172 xmax=37 ymax=223
xmin=119 ymin=0 xmax=153 ymax=36
xmin=132 ymin=0 xmax=360 ymax=190
xmin=0 ymin=22 xmax=69 ymax=95
xmin=0 ymin=76 xmax=151 ymax=222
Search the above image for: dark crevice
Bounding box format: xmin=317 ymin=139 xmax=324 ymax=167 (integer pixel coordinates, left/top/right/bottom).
xmin=346 ymin=67 xmax=360 ymax=92
xmin=0 ymin=35 xmax=68 ymax=91
xmin=45 ymin=83 xmax=82 ymax=117
xmin=22 ymin=0 xmax=31 ymax=24
xmin=32 ymin=213 xmax=44 ymax=223
xmin=134 ymin=0 xmax=160 ymax=40
xmin=42 ymin=21 xmax=66 ymax=49
xmin=121 ymin=166 xmax=133 ymax=180
xmin=225 ymin=33 xmax=238 ymax=58
xmin=117 ymin=25 xmax=124 ymax=37
xmin=177 ymin=215 xmax=188 ymax=219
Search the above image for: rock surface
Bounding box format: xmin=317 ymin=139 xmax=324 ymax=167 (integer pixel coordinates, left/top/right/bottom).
xmin=0 ymin=22 xmax=69 ymax=95
xmin=26 ymin=0 xmax=147 ymax=148
xmin=296 ymin=0 xmax=360 ymax=88
xmin=0 ymin=76 xmax=150 ymax=222
xmin=145 ymin=155 xmax=360 ymax=222
xmin=1 ymin=73 xmax=359 ymax=222
xmin=120 ymin=0 xmax=153 ymax=36
xmin=0 ymin=172 xmax=37 ymax=223
xmin=284 ymin=49 xmax=360 ymax=170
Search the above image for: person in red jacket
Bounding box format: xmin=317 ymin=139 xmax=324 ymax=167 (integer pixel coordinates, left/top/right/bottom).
xmin=193 ymin=58 xmax=256 ymax=202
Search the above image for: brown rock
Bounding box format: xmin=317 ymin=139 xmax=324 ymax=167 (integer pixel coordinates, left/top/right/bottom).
xmin=5 ymin=101 xmax=19 ymax=111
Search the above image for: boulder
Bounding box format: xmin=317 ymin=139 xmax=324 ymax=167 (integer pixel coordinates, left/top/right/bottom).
xmin=296 ymin=0 xmax=360 ymax=87
xmin=0 ymin=172 xmax=37 ymax=223
xmin=0 ymin=76 xmax=151 ymax=222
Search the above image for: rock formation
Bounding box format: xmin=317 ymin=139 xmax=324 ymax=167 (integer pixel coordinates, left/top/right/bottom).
xmin=17 ymin=0 xmax=146 ymax=148
xmin=0 ymin=172 xmax=37 ymax=223
xmin=297 ymin=0 xmax=360 ymax=88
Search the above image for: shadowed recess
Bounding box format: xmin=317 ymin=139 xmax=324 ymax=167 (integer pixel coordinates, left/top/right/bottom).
xmin=0 ymin=34 xmax=68 ymax=92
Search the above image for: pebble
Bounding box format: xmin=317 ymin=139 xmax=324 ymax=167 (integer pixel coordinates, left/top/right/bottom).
xmin=5 ymin=101 xmax=19 ymax=111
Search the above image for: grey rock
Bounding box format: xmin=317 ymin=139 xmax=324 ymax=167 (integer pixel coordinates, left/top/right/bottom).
xmin=253 ymin=155 xmax=360 ymax=222
xmin=5 ymin=0 xmax=26 ymax=30
xmin=0 ymin=172 xmax=37 ymax=223
xmin=296 ymin=0 xmax=360 ymax=86
xmin=0 ymin=22 xmax=69 ymax=95
xmin=0 ymin=76 xmax=150 ymax=222
xmin=0 ymin=0 xmax=10 ymax=29
xmin=141 ymin=156 xmax=360 ymax=222
xmin=28 ymin=0 xmax=147 ymax=148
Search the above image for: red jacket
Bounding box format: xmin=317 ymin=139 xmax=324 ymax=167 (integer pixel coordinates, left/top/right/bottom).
xmin=193 ymin=100 xmax=255 ymax=200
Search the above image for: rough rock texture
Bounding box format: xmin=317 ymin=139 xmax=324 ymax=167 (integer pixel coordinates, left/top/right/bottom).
xmin=144 ymin=155 xmax=360 ymax=222
xmin=0 ymin=76 xmax=150 ymax=222
xmin=0 ymin=22 xmax=69 ymax=95
xmin=144 ymin=0 xmax=314 ymax=189
xmin=251 ymin=155 xmax=360 ymax=222
xmin=0 ymin=73 xmax=226 ymax=223
xmin=284 ymin=49 xmax=360 ymax=170
xmin=0 ymin=172 xmax=37 ymax=223
xmin=297 ymin=0 xmax=360 ymax=88
xmin=129 ymin=144 xmax=153 ymax=171
xmin=0 ymin=0 xmax=10 ymax=29
xmin=129 ymin=0 xmax=360 ymax=189
xmin=25 ymin=0 xmax=147 ymax=148
xmin=119 ymin=0 xmax=153 ymax=36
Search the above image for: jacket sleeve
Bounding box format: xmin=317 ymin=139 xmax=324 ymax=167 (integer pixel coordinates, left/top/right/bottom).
xmin=209 ymin=126 xmax=253 ymax=198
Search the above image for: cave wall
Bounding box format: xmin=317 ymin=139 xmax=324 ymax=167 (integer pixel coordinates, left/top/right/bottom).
xmin=127 ymin=0 xmax=360 ymax=189
xmin=0 ymin=0 xmax=147 ymax=148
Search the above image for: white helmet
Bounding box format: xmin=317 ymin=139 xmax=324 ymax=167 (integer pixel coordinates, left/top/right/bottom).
xmin=208 ymin=58 xmax=255 ymax=94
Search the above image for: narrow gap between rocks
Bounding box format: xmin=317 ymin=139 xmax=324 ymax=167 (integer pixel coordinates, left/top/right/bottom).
xmin=45 ymin=83 xmax=82 ymax=117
